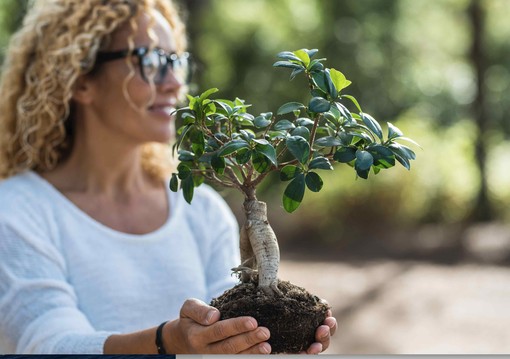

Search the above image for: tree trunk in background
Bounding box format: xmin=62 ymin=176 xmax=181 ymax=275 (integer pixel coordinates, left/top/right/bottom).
xmin=468 ymin=0 xmax=493 ymax=222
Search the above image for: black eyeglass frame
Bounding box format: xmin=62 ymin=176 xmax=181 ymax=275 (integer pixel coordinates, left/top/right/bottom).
xmin=94 ymin=47 xmax=191 ymax=84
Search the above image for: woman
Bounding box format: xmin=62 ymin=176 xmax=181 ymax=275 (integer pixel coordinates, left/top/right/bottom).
xmin=0 ymin=0 xmax=336 ymax=354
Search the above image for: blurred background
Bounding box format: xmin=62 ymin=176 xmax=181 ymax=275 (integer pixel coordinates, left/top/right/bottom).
xmin=1 ymin=0 xmax=509 ymax=354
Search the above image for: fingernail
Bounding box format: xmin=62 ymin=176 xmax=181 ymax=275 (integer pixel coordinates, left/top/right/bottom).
xmin=259 ymin=343 xmax=271 ymax=354
xmin=245 ymin=319 xmax=256 ymax=330
xmin=257 ymin=327 xmax=269 ymax=340
xmin=206 ymin=310 xmax=217 ymax=324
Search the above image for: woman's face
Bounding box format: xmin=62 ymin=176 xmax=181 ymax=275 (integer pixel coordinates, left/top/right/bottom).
xmin=84 ymin=10 xmax=182 ymax=145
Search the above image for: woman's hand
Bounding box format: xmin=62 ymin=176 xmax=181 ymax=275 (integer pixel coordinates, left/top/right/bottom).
xmin=166 ymin=298 xmax=271 ymax=354
xmin=300 ymin=309 xmax=338 ymax=354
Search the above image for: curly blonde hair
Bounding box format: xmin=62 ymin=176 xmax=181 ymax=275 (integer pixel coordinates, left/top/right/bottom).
xmin=0 ymin=0 xmax=187 ymax=179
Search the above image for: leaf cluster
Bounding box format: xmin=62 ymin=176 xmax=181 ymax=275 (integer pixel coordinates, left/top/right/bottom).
xmin=171 ymin=49 xmax=418 ymax=212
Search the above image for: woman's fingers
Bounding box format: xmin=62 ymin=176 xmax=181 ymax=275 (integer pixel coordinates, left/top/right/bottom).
xmin=179 ymin=298 xmax=220 ymax=325
xmin=206 ymin=316 xmax=259 ymax=342
xmin=324 ymin=313 xmax=337 ymax=337
xmin=315 ymin=324 xmax=331 ymax=351
xmin=207 ymin=325 xmax=271 ymax=354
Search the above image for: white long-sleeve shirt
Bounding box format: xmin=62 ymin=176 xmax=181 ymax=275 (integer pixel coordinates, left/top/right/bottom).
xmin=0 ymin=171 xmax=240 ymax=354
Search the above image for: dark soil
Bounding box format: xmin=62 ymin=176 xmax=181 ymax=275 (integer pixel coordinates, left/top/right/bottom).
xmin=210 ymin=278 xmax=330 ymax=354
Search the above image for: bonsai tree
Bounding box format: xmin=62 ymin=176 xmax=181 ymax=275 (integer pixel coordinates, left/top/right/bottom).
xmin=170 ymin=48 xmax=417 ymax=353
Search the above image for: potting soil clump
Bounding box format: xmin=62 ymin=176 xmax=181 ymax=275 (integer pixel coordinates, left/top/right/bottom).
xmin=211 ymin=278 xmax=330 ymax=354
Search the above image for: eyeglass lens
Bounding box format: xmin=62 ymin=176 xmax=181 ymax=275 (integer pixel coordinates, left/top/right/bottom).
xmin=141 ymin=50 xmax=190 ymax=85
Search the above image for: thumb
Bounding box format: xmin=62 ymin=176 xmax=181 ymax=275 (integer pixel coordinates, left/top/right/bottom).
xmin=179 ymin=298 xmax=221 ymax=326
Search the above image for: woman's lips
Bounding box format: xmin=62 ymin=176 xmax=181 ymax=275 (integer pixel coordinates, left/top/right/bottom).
xmin=149 ymin=104 xmax=175 ymax=117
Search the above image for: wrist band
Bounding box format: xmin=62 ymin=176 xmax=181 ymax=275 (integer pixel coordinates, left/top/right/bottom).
xmin=155 ymin=320 xmax=168 ymax=354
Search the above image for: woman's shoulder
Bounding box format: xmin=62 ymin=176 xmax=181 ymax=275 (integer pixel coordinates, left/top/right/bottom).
xmin=0 ymin=171 xmax=37 ymax=198
xmin=0 ymin=171 xmax=50 ymax=216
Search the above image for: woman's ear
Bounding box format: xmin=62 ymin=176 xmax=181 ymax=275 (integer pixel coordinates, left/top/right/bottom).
xmin=72 ymin=75 xmax=95 ymax=105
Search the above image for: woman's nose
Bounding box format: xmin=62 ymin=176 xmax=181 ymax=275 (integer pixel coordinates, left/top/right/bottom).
xmin=157 ymin=68 xmax=183 ymax=93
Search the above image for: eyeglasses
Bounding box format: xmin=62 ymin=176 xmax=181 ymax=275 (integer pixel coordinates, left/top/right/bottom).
xmin=94 ymin=47 xmax=192 ymax=85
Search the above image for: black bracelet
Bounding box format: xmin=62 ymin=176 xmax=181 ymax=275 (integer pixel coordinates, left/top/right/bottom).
xmin=155 ymin=320 xmax=168 ymax=354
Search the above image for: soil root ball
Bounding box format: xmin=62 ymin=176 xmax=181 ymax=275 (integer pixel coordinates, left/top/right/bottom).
xmin=210 ymin=278 xmax=330 ymax=354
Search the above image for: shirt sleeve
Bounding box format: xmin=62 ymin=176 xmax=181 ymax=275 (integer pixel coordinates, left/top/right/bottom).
xmin=0 ymin=209 xmax=114 ymax=354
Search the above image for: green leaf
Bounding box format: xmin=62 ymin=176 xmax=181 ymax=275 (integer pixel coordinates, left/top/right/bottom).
xmin=329 ymin=68 xmax=352 ymax=92
xmin=290 ymin=67 xmax=305 ymax=80
xmin=397 ymin=136 xmax=422 ymax=149
xmin=236 ymin=148 xmax=252 ymax=165
xmin=355 ymin=150 xmax=374 ymax=171
xmin=309 ymin=97 xmax=331 ymax=113
xmin=309 ymin=157 xmax=333 ymax=170
xmin=334 ymin=146 xmax=357 ymax=163
xmin=387 ymin=122 xmax=403 ymax=139
xmin=296 ymin=118 xmax=315 ymax=127
xmin=293 ymin=49 xmax=310 ymax=67
xmin=372 ymin=145 xmax=395 ymax=167
xmin=189 ymin=128 xmax=205 ymax=157
xmin=177 ymin=150 xmax=195 ymax=162
xmin=276 ymin=51 xmax=302 ymax=62
xmin=177 ymin=162 xmax=191 ymax=180
xmin=305 ymin=172 xmax=323 ymax=192
xmin=177 ymin=107 xmax=195 ymax=120
xmin=283 ymin=173 xmax=306 ymax=213
xmin=361 ymin=113 xmax=383 ymax=140
xmin=335 ymin=103 xmax=354 ymax=123
xmin=274 ymin=120 xmax=296 ymax=131
xmin=356 ymin=168 xmax=370 ymax=179
xmin=254 ymin=112 xmax=273 ymax=128
xmin=312 ymin=72 xmax=328 ymax=93
xmin=314 ymin=136 xmax=342 ymax=147
xmin=342 ymin=95 xmax=362 ymax=112
xmin=309 ymin=59 xmax=325 ymax=72
xmin=234 ymin=114 xmax=254 ymax=126
xmin=306 ymin=49 xmax=319 ymax=58
xmin=280 ymin=165 xmax=302 ymax=181
xmin=286 ymin=136 xmax=310 ymax=164
xmin=339 ymin=132 xmax=355 ymax=146
xmin=181 ymin=176 xmax=195 ymax=204
xmin=252 ymin=151 xmax=272 ymax=173
xmin=277 ymin=102 xmax=305 ymax=116
xmin=324 ymin=69 xmax=338 ymax=98
xmin=173 ymin=124 xmax=192 ymax=156
xmin=239 ymin=129 xmax=255 ymax=142
xmin=187 ymin=94 xmax=198 ymax=112
xmin=368 ymin=144 xmax=395 ymax=168
xmin=350 ymin=131 xmax=374 ymax=144
xmin=391 ymin=143 xmax=416 ymax=160
xmin=253 ymin=140 xmax=277 ymax=166
xmin=218 ymin=139 xmax=250 ymax=157
xmin=213 ymin=100 xmax=233 ymax=116
xmin=193 ymin=173 xmax=205 ymax=187
xmin=211 ymin=154 xmax=226 ymax=175
xmin=203 ymin=102 xmax=216 ymax=116
xmin=198 ymin=88 xmax=219 ymax=103
xmin=169 ymin=173 xmax=179 ymax=192
xmin=273 ymin=61 xmax=303 ymax=70
xmin=267 ymin=130 xmax=288 ymax=140
xmin=291 ymin=126 xmax=310 ymax=141
xmin=389 ymin=143 xmax=416 ymax=170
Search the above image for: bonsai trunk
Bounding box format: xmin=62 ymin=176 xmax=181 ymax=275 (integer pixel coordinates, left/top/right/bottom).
xmin=211 ymin=191 xmax=330 ymax=353
xmin=234 ymin=198 xmax=282 ymax=296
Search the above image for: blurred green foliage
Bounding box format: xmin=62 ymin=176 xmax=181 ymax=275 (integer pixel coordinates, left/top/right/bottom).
xmin=1 ymin=0 xmax=509 ymax=237
xmin=182 ymin=0 xmax=510 ymax=226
